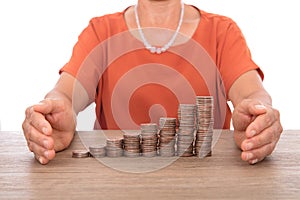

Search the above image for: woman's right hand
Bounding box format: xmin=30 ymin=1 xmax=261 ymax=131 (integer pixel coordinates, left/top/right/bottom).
xmin=22 ymin=98 xmax=76 ymax=164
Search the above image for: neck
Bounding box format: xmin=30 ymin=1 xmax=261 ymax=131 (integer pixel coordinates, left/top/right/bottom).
xmin=137 ymin=0 xmax=182 ymax=28
xmin=135 ymin=0 xmax=184 ymax=54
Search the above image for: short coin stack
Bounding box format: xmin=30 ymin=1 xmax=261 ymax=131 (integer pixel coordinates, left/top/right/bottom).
xmin=177 ymin=104 xmax=196 ymax=157
xmin=195 ymin=96 xmax=214 ymax=158
xmin=123 ymin=132 xmax=141 ymax=157
xmin=89 ymin=145 xmax=106 ymax=158
xmin=105 ymin=138 xmax=124 ymax=157
xmin=72 ymin=150 xmax=90 ymax=158
xmin=158 ymin=117 xmax=177 ymax=157
xmin=140 ymin=123 xmax=158 ymax=157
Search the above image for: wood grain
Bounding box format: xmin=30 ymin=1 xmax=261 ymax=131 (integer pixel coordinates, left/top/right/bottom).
xmin=0 ymin=130 xmax=299 ymax=199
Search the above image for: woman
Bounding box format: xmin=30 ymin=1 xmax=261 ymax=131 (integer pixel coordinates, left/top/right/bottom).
xmin=22 ymin=0 xmax=282 ymax=165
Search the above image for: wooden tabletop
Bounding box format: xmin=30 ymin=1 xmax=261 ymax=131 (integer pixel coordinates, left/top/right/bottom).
xmin=0 ymin=130 xmax=299 ymax=199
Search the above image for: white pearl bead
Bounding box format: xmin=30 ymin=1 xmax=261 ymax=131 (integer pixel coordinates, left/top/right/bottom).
xmin=156 ymin=48 xmax=162 ymax=54
xmin=150 ymin=47 xmax=156 ymax=54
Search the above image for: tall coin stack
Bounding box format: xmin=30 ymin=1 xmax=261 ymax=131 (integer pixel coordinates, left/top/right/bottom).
xmin=195 ymin=96 xmax=214 ymax=158
xmin=140 ymin=123 xmax=158 ymax=157
xmin=123 ymin=132 xmax=141 ymax=157
xmin=158 ymin=117 xmax=177 ymax=157
xmin=105 ymin=138 xmax=124 ymax=157
xmin=177 ymin=104 xmax=196 ymax=157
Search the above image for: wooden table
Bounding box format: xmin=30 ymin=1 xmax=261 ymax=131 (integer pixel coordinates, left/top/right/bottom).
xmin=0 ymin=130 xmax=299 ymax=199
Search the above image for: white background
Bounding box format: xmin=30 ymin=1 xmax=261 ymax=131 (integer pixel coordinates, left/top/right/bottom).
xmin=0 ymin=0 xmax=299 ymax=131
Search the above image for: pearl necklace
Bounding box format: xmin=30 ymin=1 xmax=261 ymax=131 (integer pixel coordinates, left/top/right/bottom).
xmin=134 ymin=1 xmax=184 ymax=54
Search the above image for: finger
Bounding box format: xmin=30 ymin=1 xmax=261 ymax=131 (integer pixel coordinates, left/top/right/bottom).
xmin=33 ymin=99 xmax=65 ymax=115
xmin=28 ymin=124 xmax=55 ymax=150
xmin=22 ymin=117 xmax=32 ymax=142
xmin=241 ymin=141 xmax=276 ymax=163
xmin=233 ymin=100 xmax=267 ymax=131
xmin=28 ymin=108 xmax=53 ymax=136
xmin=241 ymin=126 xmax=276 ymax=151
xmin=33 ymin=99 xmax=75 ymax=130
xmin=238 ymin=100 xmax=267 ymax=116
xmin=35 ymin=154 xmax=50 ymax=165
xmin=248 ymin=158 xmax=262 ymax=165
xmin=245 ymin=108 xmax=280 ymax=138
xmin=25 ymin=105 xmax=52 ymax=136
xmin=29 ymin=140 xmax=56 ymax=162
xmin=23 ymin=121 xmax=56 ymax=161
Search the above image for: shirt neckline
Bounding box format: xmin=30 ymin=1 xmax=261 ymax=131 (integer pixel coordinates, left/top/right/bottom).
xmin=119 ymin=5 xmax=203 ymax=49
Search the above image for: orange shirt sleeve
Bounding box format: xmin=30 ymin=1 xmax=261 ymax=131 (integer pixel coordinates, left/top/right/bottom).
xmin=59 ymin=17 xmax=104 ymax=100
xmin=214 ymin=16 xmax=264 ymax=96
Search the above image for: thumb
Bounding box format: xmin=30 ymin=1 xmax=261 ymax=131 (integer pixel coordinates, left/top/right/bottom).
xmin=233 ymin=100 xmax=267 ymax=131
xmin=239 ymin=100 xmax=267 ymax=116
xmin=33 ymin=98 xmax=65 ymax=115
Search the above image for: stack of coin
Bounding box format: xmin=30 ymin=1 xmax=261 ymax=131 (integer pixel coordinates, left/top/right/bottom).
xmin=177 ymin=104 xmax=196 ymax=157
xmin=158 ymin=117 xmax=177 ymax=157
xmin=89 ymin=145 xmax=106 ymax=158
xmin=123 ymin=132 xmax=141 ymax=157
xmin=140 ymin=123 xmax=158 ymax=157
xmin=195 ymin=96 xmax=214 ymax=158
xmin=72 ymin=150 xmax=90 ymax=158
xmin=105 ymin=138 xmax=124 ymax=157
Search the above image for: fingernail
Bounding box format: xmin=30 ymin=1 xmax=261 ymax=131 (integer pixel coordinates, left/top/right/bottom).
xmin=255 ymin=104 xmax=266 ymax=110
xmin=244 ymin=142 xmax=253 ymax=151
xmin=250 ymin=159 xmax=259 ymax=165
xmin=245 ymin=152 xmax=254 ymax=160
xmin=44 ymin=151 xmax=49 ymax=159
xmin=43 ymin=140 xmax=49 ymax=149
xmin=38 ymin=156 xmax=44 ymax=164
xmin=249 ymin=130 xmax=256 ymax=137
xmin=42 ymin=127 xmax=48 ymax=134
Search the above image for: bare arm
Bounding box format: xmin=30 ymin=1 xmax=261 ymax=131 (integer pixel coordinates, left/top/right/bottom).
xmin=229 ymin=70 xmax=272 ymax=107
xmin=22 ymin=72 xmax=91 ymax=164
xmin=46 ymin=72 xmax=91 ymax=114
xmin=228 ymin=70 xmax=283 ymax=164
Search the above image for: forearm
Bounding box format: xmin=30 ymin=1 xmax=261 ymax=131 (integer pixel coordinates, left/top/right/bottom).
xmin=44 ymin=72 xmax=91 ymax=115
xmin=231 ymin=86 xmax=272 ymax=108
xmin=242 ymin=89 xmax=272 ymax=107
xmin=44 ymin=89 xmax=74 ymax=110
xmin=229 ymin=70 xmax=271 ymax=107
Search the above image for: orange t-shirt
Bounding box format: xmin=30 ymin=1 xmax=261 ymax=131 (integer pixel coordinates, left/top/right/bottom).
xmin=60 ymin=7 xmax=263 ymax=130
